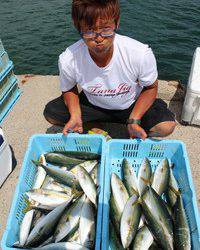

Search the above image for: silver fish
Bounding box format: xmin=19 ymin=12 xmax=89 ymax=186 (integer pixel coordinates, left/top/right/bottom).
xmin=174 ymin=195 xmax=191 ymax=250
xmin=141 ymin=187 xmax=173 ymax=250
xmin=167 ymin=168 xmax=179 ymax=207
xmin=25 ymin=198 xmax=73 ymax=247
xmin=151 ymin=158 xmax=170 ymax=195
xmin=32 ymin=155 xmax=47 ymax=189
xmin=70 ymin=160 xmax=98 ymax=175
xmin=31 ymin=242 xmax=89 ymax=249
xmin=120 ymin=194 xmax=141 ymax=248
xmin=110 ymin=192 xmax=121 ymax=233
xmin=111 ymin=173 xmax=129 ymax=215
xmin=76 ymin=165 xmax=97 ymax=206
xmin=79 ymin=198 xmax=96 ymax=248
xmin=32 ymin=160 xmax=80 ymax=190
xmin=67 ymin=228 xmax=80 ymax=243
xmin=54 ymin=195 xmax=85 ymax=243
xmin=19 ymin=209 xmax=35 ymax=246
xmin=90 ymin=163 xmax=98 ymax=185
xmin=138 ymin=157 xmax=152 ymax=195
xmin=132 ymin=225 xmax=154 ymax=250
xmin=44 ymin=152 xmax=86 ymax=168
xmin=26 ymin=189 xmax=72 ymax=208
xmin=122 ymin=158 xmax=138 ymax=196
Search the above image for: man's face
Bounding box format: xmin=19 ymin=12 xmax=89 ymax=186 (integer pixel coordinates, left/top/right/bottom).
xmin=80 ymin=18 xmax=117 ymax=57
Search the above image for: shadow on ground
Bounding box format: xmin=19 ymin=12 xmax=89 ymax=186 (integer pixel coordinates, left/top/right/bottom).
xmin=168 ymin=84 xmax=185 ymax=122
xmin=46 ymin=125 xmax=63 ymax=134
xmin=10 ymin=145 xmax=17 ymax=171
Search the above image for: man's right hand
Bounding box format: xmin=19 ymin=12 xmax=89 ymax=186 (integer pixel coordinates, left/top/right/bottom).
xmin=62 ymin=116 xmax=83 ymax=135
xmin=127 ymin=123 xmax=147 ymax=140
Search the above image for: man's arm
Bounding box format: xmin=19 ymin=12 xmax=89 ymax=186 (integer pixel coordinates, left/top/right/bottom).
xmin=127 ymin=80 xmax=158 ymax=139
xmin=62 ymin=86 xmax=83 ymax=135
xmin=129 ymin=80 xmax=158 ymax=119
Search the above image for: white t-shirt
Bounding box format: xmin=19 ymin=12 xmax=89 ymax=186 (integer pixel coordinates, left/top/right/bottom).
xmin=59 ymin=33 xmax=158 ymax=110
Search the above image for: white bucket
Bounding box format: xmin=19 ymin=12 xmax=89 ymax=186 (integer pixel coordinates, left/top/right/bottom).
xmin=0 ymin=127 xmax=12 ymax=186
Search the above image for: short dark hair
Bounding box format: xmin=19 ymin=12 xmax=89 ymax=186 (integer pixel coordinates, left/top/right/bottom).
xmin=72 ymin=0 xmax=120 ymax=32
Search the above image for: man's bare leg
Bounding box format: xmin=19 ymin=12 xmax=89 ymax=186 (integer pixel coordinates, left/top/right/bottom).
xmin=147 ymin=121 xmax=177 ymax=137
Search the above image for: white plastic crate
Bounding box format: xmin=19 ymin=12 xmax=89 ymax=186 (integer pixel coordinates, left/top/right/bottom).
xmin=0 ymin=127 xmax=12 ymax=187
xmin=182 ymin=47 xmax=200 ymax=125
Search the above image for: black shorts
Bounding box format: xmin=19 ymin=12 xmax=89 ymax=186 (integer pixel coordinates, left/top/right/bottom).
xmin=43 ymin=92 xmax=175 ymax=132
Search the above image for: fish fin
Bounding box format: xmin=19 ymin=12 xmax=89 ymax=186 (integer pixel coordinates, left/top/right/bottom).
xmin=140 ymin=176 xmax=151 ymax=185
xmin=138 ymin=197 xmax=142 ymax=204
xmin=132 ymin=199 xmax=140 ymax=206
xmin=149 ymin=173 xmax=154 ymax=185
xmin=32 ymin=160 xmax=47 ymax=170
xmin=169 ymin=185 xmax=181 ymax=196
xmin=131 ymin=188 xmax=139 ymax=196
xmin=71 ymin=183 xmax=82 ymax=198
xmin=22 ymin=197 xmax=33 ymax=213
xmin=32 ymin=159 xmax=42 ymax=166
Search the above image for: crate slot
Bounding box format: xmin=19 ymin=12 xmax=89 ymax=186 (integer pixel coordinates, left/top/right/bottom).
xmin=76 ymin=145 xmax=91 ymax=152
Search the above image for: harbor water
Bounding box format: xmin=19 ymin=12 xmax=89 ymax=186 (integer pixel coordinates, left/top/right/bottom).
xmin=0 ymin=0 xmax=200 ymax=84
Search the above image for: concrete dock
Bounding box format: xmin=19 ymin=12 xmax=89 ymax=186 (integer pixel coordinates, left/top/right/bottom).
xmin=0 ymin=75 xmax=199 ymax=241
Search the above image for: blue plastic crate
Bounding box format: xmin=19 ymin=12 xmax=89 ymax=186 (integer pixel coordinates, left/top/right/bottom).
xmin=1 ymin=133 xmax=106 ymax=250
xmin=0 ymin=83 xmax=21 ymax=125
xmin=0 ymin=40 xmax=5 ymax=54
xmin=0 ymin=61 xmax=13 ymax=82
xmin=102 ymin=139 xmax=200 ymax=250
xmin=0 ymin=69 xmax=18 ymax=101
xmin=0 ymin=51 xmax=10 ymax=73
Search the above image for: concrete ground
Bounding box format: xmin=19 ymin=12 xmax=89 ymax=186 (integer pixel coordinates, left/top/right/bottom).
xmin=0 ymin=75 xmax=199 ymax=241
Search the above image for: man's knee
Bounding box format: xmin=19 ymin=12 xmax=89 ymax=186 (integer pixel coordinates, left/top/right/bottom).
xmin=149 ymin=121 xmax=177 ymax=137
xmin=43 ymin=103 xmax=65 ymax=126
xmin=44 ymin=115 xmax=65 ymax=126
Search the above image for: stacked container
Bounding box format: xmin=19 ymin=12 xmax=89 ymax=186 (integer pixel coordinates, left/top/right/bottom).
xmin=0 ymin=39 xmax=21 ymax=124
xmin=181 ymin=47 xmax=200 ymax=125
xmin=0 ymin=127 xmax=12 ymax=187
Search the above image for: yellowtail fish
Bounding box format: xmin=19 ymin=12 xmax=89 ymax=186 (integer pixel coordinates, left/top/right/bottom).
xmin=141 ymin=187 xmax=173 ymax=250
xmin=25 ymin=198 xmax=73 ymax=247
xmin=44 ymin=152 xmax=86 ymax=169
xmin=32 ymin=155 xmax=47 ymax=189
xmin=79 ymin=198 xmax=96 ymax=248
xmin=122 ymin=158 xmax=138 ymax=196
xmin=120 ymin=194 xmax=141 ymax=248
xmin=31 ymin=242 xmax=89 ymax=249
xmin=26 ymin=189 xmax=72 ymax=208
xmin=54 ymin=195 xmax=85 ymax=243
xmin=138 ymin=157 xmax=152 ymax=196
xmin=151 ymin=158 xmax=170 ymax=195
xmin=111 ymin=173 xmax=129 ymax=215
xmin=174 ymin=195 xmax=191 ymax=250
xmin=76 ymin=165 xmax=97 ymax=207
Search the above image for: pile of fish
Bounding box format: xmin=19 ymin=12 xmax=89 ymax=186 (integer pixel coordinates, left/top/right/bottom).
xmin=13 ymin=151 xmax=100 ymax=250
xmin=109 ymin=158 xmax=191 ymax=250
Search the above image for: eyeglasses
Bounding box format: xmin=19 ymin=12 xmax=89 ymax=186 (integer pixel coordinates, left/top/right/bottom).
xmin=81 ymin=28 xmax=115 ymax=39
